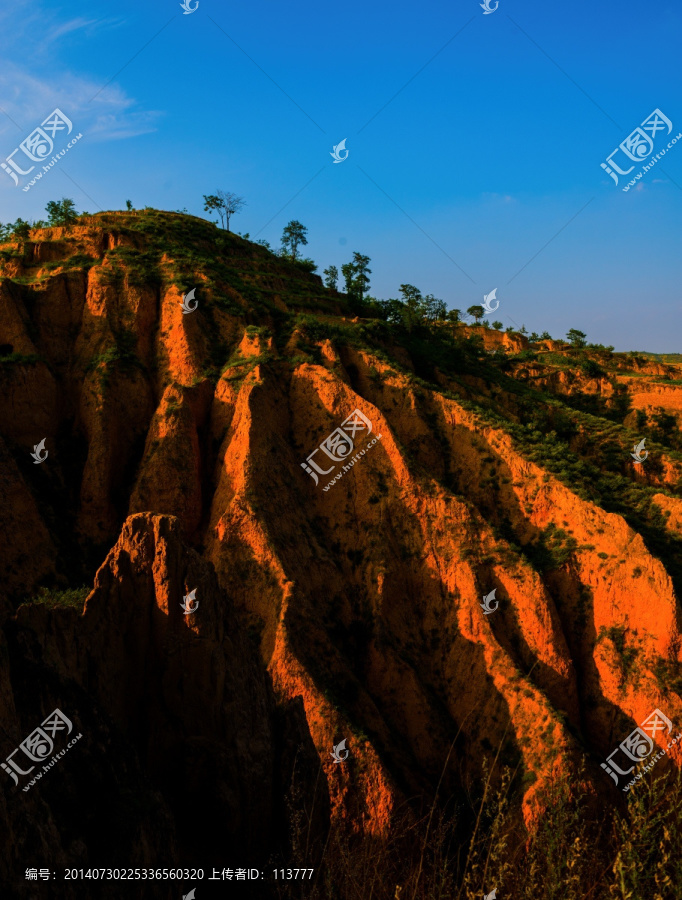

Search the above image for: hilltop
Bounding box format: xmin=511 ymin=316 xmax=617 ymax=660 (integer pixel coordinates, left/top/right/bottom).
xmin=1 ymin=209 xmax=682 ymax=899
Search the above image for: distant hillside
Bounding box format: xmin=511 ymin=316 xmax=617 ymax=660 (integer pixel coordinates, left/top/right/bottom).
xmin=636 ymin=351 xmax=682 ymax=366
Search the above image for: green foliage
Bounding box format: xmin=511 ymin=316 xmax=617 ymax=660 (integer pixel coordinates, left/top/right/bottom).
xmin=566 ymin=328 xmax=587 ymax=348
xmin=86 ymin=329 xmax=144 ymax=388
xmin=423 ymin=293 xmax=446 ymax=321
xmin=0 ymin=350 xmax=41 ymax=366
xmin=523 ymin=522 xmax=593 ymax=572
xmin=653 ymin=658 xmax=682 ymax=697
xmin=294 ymin=256 xmax=317 ymax=273
xmin=281 ymin=219 xmax=308 ymax=260
xmin=105 ymin=246 xmax=162 ymax=286
xmin=341 ymin=251 xmax=372 ymax=302
xmin=323 ymin=264 xmax=338 ymax=289
xmin=27 ymin=585 xmax=90 ymax=610
xmin=649 ymin=409 xmax=682 ymax=452
xmin=579 ymin=357 xmax=604 ymax=377
xmin=45 ymin=197 xmax=78 ymax=226
xmin=43 ymin=253 xmax=99 ymax=272
xmin=221 ymin=349 xmax=273 ymax=383
xmin=0 ymin=218 xmax=32 ymax=240
xmin=202 ymin=190 xmax=245 ymax=231
xmin=637 ymin=351 xmax=682 ymax=365
xmin=374 ymin=284 xmax=446 ymax=332
xmin=596 ymin=624 xmax=640 ymax=679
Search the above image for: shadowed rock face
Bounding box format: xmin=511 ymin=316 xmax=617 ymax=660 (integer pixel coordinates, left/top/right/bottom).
xmin=0 ymin=513 xmax=327 ymax=897
xmin=1 ymin=211 xmax=682 ymax=875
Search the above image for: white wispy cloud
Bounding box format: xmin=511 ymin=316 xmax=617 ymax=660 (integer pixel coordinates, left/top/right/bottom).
xmin=0 ymin=63 xmax=161 ymax=147
xmin=38 ymin=16 xmax=123 ymax=50
xmin=0 ymin=2 xmax=158 ymax=147
xmin=0 ymin=0 xmax=125 ymax=55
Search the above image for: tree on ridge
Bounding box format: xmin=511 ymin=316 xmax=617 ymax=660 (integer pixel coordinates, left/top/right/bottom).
xmin=342 ymin=252 xmax=372 ymax=301
xmin=203 ymin=190 xmax=246 ymax=231
xmin=281 ymin=220 xmax=308 ymax=260
xmin=45 ymin=198 xmax=78 ymax=226
xmin=467 ymin=304 xmax=484 ymax=324
xmin=323 ymin=265 xmax=339 ymax=289
xmin=567 ymin=328 xmax=587 ymax=348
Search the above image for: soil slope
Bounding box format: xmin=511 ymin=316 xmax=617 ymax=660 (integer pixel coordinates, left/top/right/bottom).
xmin=1 ymin=211 xmax=681 ymax=880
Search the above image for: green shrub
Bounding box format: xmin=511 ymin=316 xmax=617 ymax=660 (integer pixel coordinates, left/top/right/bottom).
xmin=27 ymin=585 xmax=90 ymax=610
xmin=0 ymin=351 xmax=41 ymax=366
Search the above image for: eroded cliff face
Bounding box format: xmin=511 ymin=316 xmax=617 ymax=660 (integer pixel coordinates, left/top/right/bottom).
xmin=1 ymin=211 xmax=681 ymax=860
xmin=508 ymin=347 xmax=682 ymax=429
xmin=0 ymin=512 xmax=326 ymax=896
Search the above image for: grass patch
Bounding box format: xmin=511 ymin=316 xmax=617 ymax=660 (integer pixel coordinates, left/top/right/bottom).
xmin=0 ymin=351 xmax=42 ymax=366
xmin=27 ymin=585 xmax=90 ymax=611
xmin=86 ymin=329 xmax=145 ymax=389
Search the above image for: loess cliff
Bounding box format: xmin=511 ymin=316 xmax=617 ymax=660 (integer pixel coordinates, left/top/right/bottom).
xmin=1 ymin=210 xmax=682 ymax=895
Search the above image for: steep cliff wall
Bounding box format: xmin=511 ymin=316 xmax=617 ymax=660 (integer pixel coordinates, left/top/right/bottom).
xmin=1 ymin=211 xmax=681 ymax=867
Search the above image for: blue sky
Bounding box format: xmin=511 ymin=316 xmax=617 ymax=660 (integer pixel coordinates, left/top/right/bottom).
xmin=1 ymin=0 xmax=680 ymax=350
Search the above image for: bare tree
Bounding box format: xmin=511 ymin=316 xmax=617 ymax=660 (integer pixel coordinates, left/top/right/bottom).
xmin=203 ymin=190 xmax=246 ymax=231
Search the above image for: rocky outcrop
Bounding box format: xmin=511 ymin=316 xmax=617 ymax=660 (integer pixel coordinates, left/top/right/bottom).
xmin=457 ymin=324 xmax=529 ymax=353
xmin=1 ymin=211 xmax=681 ymax=870
xmin=619 ymin=376 xmax=682 ymax=423
xmin=1 ymin=513 xmax=327 ymax=896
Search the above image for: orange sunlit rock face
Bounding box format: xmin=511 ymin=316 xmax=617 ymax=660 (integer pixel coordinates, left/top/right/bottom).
xmin=1 ymin=211 xmax=681 ymax=867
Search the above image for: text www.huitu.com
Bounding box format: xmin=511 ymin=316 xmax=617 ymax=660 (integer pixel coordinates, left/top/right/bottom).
xmin=623 ymin=133 xmax=682 ymax=191
xmin=22 ymin=733 xmax=83 ymax=792
xmin=322 ymin=435 xmax=383 ymax=492
xmin=22 ymin=133 xmax=83 ymax=193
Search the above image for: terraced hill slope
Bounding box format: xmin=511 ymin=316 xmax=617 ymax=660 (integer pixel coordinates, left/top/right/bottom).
xmin=1 ymin=209 xmax=681 ymax=898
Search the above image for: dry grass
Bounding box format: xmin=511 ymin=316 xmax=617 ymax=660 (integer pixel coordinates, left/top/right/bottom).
xmin=273 ymin=752 xmax=682 ymax=900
